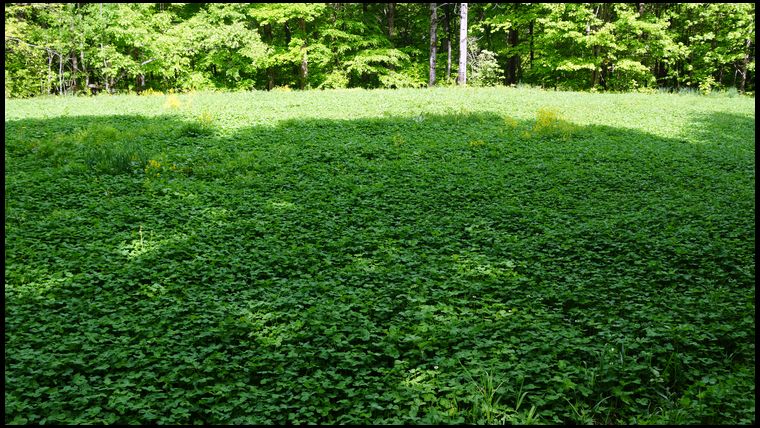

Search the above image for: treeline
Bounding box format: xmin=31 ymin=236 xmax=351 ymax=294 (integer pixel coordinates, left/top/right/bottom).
xmin=4 ymin=3 xmax=755 ymax=97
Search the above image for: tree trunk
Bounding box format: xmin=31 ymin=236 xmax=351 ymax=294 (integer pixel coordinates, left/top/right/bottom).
xmin=739 ymin=37 xmax=751 ymax=93
xmin=507 ymin=28 xmax=519 ymax=84
xmin=591 ymin=46 xmax=600 ymax=88
xmin=300 ymin=54 xmax=308 ymax=90
xmin=47 ymin=51 xmax=53 ymax=94
xmin=101 ymin=43 xmax=110 ymax=93
xmin=59 ymin=52 xmax=64 ymax=95
xmin=299 ymin=18 xmax=308 ymax=89
xmin=589 ymin=6 xmax=604 ymax=89
xmin=445 ymin=4 xmax=452 ymax=81
xmin=100 ymin=2 xmax=109 ymax=93
xmin=71 ymin=51 xmax=79 ymax=93
xmin=68 ymin=9 xmax=78 ymax=94
xmin=429 ymin=3 xmax=437 ymax=87
xmin=81 ymin=50 xmax=89 ymax=88
xmin=268 ymin=69 xmax=275 ymax=90
xmin=457 ymin=3 xmax=468 ymax=86
xmin=529 ymin=19 xmax=534 ymax=68
xmin=264 ymin=24 xmax=275 ymax=90
xmin=387 ymin=3 xmax=395 ymax=39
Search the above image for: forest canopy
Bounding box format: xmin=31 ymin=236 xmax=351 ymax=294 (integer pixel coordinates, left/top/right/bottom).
xmin=4 ymin=3 xmax=755 ymax=97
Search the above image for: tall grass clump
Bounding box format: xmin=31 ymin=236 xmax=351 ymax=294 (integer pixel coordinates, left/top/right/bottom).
xmin=31 ymin=124 xmax=152 ymax=174
xmin=81 ymin=138 xmax=150 ymax=174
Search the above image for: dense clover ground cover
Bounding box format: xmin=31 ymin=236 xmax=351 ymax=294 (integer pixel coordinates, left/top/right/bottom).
xmin=4 ymin=87 xmax=755 ymax=424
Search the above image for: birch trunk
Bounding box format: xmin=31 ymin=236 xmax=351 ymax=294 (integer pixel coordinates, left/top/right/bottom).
xmin=445 ymin=4 xmax=452 ymax=81
xmin=457 ymin=3 xmax=468 ymax=86
xmin=429 ymin=3 xmax=437 ymax=87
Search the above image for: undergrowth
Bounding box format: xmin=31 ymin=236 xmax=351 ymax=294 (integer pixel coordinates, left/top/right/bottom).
xmin=4 ymin=87 xmax=755 ymax=425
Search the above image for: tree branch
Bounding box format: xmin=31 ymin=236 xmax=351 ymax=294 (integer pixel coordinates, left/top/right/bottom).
xmin=5 ymin=36 xmax=57 ymax=54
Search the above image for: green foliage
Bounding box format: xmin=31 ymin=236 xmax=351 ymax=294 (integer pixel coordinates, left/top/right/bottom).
xmin=469 ymin=50 xmax=504 ymax=87
xmin=606 ymin=59 xmax=657 ymax=92
xmin=4 ymin=87 xmax=756 ymax=425
xmin=530 ymin=108 xmax=578 ymax=140
xmin=317 ymin=71 xmax=349 ymax=90
xmin=378 ymin=70 xmax=425 ymax=89
xmin=699 ymin=76 xmax=717 ymax=96
xmin=4 ymin=3 xmax=754 ymax=96
xmin=345 ymin=48 xmax=414 ymax=89
xmin=23 ymin=123 xmax=153 ymax=174
xmin=80 ymin=132 xmax=151 ymax=174
xmin=179 ymin=111 xmax=217 ymax=137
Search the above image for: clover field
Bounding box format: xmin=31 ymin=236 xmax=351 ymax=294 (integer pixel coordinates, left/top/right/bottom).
xmin=4 ymin=87 xmax=755 ymax=424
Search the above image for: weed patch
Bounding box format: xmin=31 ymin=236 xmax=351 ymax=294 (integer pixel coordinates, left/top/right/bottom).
xmin=531 ymin=108 xmax=578 ymax=140
xmin=179 ymin=111 xmax=217 ymax=137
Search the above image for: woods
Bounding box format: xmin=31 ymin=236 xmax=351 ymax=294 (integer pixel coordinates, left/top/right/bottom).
xmin=4 ymin=3 xmax=755 ymax=97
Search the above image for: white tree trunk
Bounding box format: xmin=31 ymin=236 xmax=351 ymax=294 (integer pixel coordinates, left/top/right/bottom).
xmin=457 ymin=3 xmax=468 ymax=86
xmin=47 ymin=51 xmax=53 ymax=94
xmin=445 ymin=5 xmax=452 ymax=81
xmin=59 ymin=52 xmax=64 ymax=95
xmin=429 ymin=3 xmax=437 ymax=87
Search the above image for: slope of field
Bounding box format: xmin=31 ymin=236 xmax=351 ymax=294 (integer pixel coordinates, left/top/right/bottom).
xmin=5 ymin=87 xmax=755 ymax=424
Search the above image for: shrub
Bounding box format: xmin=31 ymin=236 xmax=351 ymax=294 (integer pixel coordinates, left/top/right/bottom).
xmin=318 ymin=71 xmax=349 ymax=90
xmin=699 ymin=76 xmax=716 ymax=95
xmin=470 ymin=50 xmax=504 ymax=87
xmin=178 ymin=71 xmax=216 ymax=91
xmin=606 ymin=59 xmax=656 ymax=91
xmin=379 ymin=70 xmax=425 ymax=89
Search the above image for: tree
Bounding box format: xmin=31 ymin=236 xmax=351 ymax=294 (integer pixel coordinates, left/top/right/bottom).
xmin=443 ymin=3 xmax=453 ymax=82
xmin=248 ymin=3 xmax=326 ymax=90
xmin=428 ymin=3 xmax=437 ymax=87
xmin=387 ymin=2 xmax=395 ymax=39
xmin=3 ymin=2 xmax=755 ymax=96
xmin=457 ymin=2 xmax=467 ymax=86
xmin=739 ymin=37 xmax=752 ymax=93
